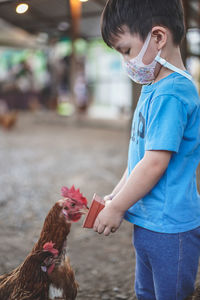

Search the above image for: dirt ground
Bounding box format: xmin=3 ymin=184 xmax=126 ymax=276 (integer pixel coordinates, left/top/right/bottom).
xmin=0 ymin=111 xmax=136 ymax=300
xmin=0 ymin=111 xmax=200 ymax=300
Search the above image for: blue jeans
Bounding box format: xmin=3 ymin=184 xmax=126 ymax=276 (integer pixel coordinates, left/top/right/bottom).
xmin=133 ymin=225 xmax=200 ymax=300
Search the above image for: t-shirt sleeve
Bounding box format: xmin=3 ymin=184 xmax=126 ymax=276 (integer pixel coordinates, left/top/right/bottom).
xmin=145 ymin=95 xmax=188 ymax=153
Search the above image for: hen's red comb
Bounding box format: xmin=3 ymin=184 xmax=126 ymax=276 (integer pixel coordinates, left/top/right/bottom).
xmin=61 ymin=185 xmax=87 ymax=206
xmin=43 ymin=241 xmax=59 ymax=257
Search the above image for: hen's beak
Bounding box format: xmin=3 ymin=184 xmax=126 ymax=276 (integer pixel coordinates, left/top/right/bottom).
xmin=79 ymin=206 xmax=89 ymax=214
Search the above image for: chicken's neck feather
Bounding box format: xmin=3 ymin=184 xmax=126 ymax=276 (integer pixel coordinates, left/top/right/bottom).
xmin=32 ymin=203 xmax=71 ymax=254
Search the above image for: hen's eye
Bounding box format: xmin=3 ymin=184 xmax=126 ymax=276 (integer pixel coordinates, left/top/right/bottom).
xmin=125 ymin=49 xmax=130 ymax=55
xmin=64 ymin=207 xmax=69 ymax=210
xmin=71 ymin=203 xmax=76 ymax=207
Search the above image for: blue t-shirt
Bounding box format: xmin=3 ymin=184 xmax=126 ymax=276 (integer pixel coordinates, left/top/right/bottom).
xmin=124 ymin=72 xmax=200 ymax=233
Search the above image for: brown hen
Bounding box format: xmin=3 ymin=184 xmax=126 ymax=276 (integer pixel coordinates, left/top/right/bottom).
xmin=0 ymin=186 xmax=88 ymax=300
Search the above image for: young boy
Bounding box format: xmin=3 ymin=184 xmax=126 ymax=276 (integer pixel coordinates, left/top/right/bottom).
xmin=93 ymin=0 xmax=200 ymax=299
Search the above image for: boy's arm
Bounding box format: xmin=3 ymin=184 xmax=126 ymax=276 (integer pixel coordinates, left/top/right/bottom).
xmin=94 ymin=150 xmax=172 ymax=236
xmin=112 ymin=167 xmax=128 ymax=195
xmin=105 ymin=168 xmax=128 ymax=202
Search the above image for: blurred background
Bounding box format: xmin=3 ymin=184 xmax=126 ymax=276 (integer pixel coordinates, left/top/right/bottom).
xmin=0 ymin=1 xmax=199 ymax=299
xmin=0 ymin=0 xmax=199 ymax=122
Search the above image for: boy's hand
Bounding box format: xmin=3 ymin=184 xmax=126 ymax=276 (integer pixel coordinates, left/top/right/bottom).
xmin=93 ymin=203 xmax=124 ymax=236
xmin=104 ymin=194 xmax=114 ymax=207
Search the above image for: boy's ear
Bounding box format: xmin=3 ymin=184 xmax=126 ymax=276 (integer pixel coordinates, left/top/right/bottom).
xmin=151 ymin=26 xmax=168 ymax=50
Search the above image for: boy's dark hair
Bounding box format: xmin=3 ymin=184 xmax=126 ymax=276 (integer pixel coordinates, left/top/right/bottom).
xmin=101 ymin=0 xmax=185 ymax=48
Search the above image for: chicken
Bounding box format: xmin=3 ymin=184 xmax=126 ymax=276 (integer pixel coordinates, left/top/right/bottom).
xmin=0 ymin=185 xmax=88 ymax=300
xmin=0 ymin=249 xmax=57 ymax=300
xmin=0 ymin=111 xmax=17 ymax=129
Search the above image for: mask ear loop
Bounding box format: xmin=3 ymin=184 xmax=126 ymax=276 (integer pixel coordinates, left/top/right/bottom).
xmin=137 ymin=32 xmax=162 ymax=66
xmin=137 ymin=32 xmax=152 ymax=59
xmin=155 ymin=56 xmax=193 ymax=81
xmin=130 ymin=32 xmax=160 ymax=66
xmin=127 ymin=32 xmax=152 ymax=65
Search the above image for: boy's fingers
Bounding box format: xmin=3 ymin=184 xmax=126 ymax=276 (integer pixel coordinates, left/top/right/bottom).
xmin=93 ymin=218 xmax=99 ymax=231
xmin=97 ymin=224 xmax=106 ymax=234
xmin=105 ymin=200 xmax=112 ymax=207
xmin=104 ymin=195 xmax=111 ymax=201
xmin=104 ymin=227 xmax=111 ymax=236
xmin=104 ymin=194 xmax=114 ymax=202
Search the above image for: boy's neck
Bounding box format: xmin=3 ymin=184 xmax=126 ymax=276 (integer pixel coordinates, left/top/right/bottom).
xmin=154 ymin=47 xmax=186 ymax=83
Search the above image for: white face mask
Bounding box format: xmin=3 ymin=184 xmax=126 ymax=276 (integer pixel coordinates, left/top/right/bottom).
xmin=124 ymin=32 xmax=192 ymax=84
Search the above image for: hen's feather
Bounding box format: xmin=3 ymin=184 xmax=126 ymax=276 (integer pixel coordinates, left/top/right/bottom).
xmin=0 ymin=199 xmax=79 ymax=299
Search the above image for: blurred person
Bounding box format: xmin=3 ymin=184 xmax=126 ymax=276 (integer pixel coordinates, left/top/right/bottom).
xmin=14 ymin=60 xmax=34 ymax=93
xmin=55 ymin=56 xmax=75 ymax=116
xmin=74 ymin=58 xmax=89 ymax=113
xmin=39 ymin=62 xmax=56 ymax=109
xmin=7 ymin=60 xmax=40 ymax=110
xmin=57 ymin=56 xmax=71 ymax=101
xmin=93 ymin=0 xmax=200 ymax=299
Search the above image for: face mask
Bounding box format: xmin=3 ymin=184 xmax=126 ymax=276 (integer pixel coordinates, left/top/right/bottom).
xmin=124 ymin=32 xmax=192 ymax=84
xmin=123 ymin=32 xmax=160 ymax=85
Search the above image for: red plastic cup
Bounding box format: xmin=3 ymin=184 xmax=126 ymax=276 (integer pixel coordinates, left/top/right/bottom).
xmin=82 ymin=194 xmax=105 ymax=228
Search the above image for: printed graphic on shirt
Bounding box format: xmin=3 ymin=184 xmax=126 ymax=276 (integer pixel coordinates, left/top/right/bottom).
xmin=131 ymin=112 xmax=146 ymax=144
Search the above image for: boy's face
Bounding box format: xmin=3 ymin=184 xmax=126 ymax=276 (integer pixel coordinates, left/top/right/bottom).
xmin=113 ymin=26 xmax=159 ymax=65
